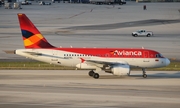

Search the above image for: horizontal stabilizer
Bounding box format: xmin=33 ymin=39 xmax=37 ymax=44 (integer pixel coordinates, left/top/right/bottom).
xmin=3 ymin=50 xmax=15 ymax=54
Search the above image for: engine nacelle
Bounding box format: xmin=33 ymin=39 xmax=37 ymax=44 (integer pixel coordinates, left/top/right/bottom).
xmin=76 ymin=63 xmax=96 ymax=69
xmin=111 ymin=64 xmax=130 ymax=76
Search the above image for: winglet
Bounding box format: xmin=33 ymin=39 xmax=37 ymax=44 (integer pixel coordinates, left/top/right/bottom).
xmin=17 ymin=13 xmax=55 ymax=48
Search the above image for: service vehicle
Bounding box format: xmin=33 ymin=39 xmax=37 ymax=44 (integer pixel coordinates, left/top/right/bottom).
xmin=21 ymin=0 xmax=32 ymax=5
xmin=39 ymin=1 xmax=51 ymax=5
xmin=132 ymin=29 xmax=153 ymax=37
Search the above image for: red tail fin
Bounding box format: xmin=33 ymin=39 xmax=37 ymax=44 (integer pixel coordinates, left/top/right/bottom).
xmin=17 ymin=13 xmax=55 ymax=48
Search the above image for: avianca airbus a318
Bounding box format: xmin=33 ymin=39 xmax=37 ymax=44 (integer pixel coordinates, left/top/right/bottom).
xmin=13 ymin=13 xmax=170 ymax=79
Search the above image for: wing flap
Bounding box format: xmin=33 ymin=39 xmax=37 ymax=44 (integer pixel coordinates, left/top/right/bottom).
xmin=85 ymin=59 xmax=128 ymax=68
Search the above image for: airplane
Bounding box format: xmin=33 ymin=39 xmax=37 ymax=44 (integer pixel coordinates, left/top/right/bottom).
xmin=13 ymin=13 xmax=170 ymax=79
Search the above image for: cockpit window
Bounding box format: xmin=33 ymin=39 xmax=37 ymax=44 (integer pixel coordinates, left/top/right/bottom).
xmin=156 ymin=54 xmax=163 ymax=58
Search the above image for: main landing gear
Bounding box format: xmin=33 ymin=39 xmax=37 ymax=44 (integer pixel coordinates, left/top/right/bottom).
xmin=89 ymin=70 xmax=99 ymax=79
xmin=142 ymin=68 xmax=147 ymax=78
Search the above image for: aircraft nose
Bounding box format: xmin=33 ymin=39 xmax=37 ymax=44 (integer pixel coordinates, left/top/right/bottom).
xmin=165 ymin=58 xmax=170 ymax=66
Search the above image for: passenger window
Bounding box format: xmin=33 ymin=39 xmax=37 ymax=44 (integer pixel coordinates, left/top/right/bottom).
xmin=105 ymin=53 xmax=109 ymax=57
xmin=96 ymin=54 xmax=101 ymax=57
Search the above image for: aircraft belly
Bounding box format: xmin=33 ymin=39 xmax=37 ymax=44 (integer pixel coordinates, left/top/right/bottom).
xmin=125 ymin=58 xmax=155 ymax=68
xmin=58 ymin=58 xmax=80 ymax=67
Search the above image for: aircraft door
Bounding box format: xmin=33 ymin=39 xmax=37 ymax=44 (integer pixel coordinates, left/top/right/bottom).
xmin=143 ymin=51 xmax=149 ymax=62
xmin=51 ymin=50 xmax=58 ymax=62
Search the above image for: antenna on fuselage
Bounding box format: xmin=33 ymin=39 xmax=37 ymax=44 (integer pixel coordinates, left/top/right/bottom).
xmin=142 ymin=46 xmax=144 ymax=49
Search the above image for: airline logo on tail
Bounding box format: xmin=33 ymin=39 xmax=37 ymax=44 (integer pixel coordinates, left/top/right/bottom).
xmin=17 ymin=14 xmax=54 ymax=48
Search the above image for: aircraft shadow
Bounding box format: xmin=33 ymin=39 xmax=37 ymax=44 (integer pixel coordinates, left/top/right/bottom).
xmin=130 ymin=71 xmax=180 ymax=79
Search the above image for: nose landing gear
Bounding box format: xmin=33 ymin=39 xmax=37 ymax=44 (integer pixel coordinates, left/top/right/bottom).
xmin=142 ymin=68 xmax=147 ymax=78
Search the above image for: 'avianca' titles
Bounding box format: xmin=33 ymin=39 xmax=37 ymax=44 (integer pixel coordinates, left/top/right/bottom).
xmin=13 ymin=13 xmax=170 ymax=79
xmin=111 ymin=50 xmax=142 ymax=56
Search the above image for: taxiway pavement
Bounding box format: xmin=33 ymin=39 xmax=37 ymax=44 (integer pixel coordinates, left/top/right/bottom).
xmin=0 ymin=70 xmax=180 ymax=108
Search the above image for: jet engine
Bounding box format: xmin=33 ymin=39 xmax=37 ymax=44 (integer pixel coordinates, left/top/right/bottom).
xmin=110 ymin=64 xmax=130 ymax=76
xmin=76 ymin=63 xmax=96 ymax=69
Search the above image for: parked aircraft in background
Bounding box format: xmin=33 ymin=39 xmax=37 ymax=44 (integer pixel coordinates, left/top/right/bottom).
xmin=13 ymin=13 xmax=170 ymax=79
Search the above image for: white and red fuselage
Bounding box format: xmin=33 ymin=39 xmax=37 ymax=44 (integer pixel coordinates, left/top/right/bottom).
xmin=15 ymin=48 xmax=170 ymax=69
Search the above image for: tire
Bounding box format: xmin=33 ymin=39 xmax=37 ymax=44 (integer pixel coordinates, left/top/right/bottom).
xmin=143 ymin=74 xmax=147 ymax=78
xmin=88 ymin=71 xmax=94 ymax=77
xmin=93 ymin=73 xmax=99 ymax=79
xmin=132 ymin=33 xmax=134 ymax=36
xmin=134 ymin=34 xmax=138 ymax=37
xmin=147 ymin=34 xmax=151 ymax=37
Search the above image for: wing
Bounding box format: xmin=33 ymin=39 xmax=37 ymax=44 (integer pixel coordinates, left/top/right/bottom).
xmin=85 ymin=59 xmax=129 ymax=69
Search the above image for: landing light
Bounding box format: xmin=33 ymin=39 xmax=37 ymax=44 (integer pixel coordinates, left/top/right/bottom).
xmin=155 ymin=59 xmax=159 ymax=61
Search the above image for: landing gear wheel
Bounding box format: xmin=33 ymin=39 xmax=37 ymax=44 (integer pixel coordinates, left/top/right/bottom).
xmin=142 ymin=68 xmax=147 ymax=78
xmin=88 ymin=70 xmax=94 ymax=77
xmin=93 ymin=73 xmax=99 ymax=79
xmin=143 ymin=74 xmax=147 ymax=78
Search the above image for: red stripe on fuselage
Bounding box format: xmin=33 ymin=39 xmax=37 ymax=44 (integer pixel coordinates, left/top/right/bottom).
xmin=42 ymin=48 xmax=162 ymax=58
